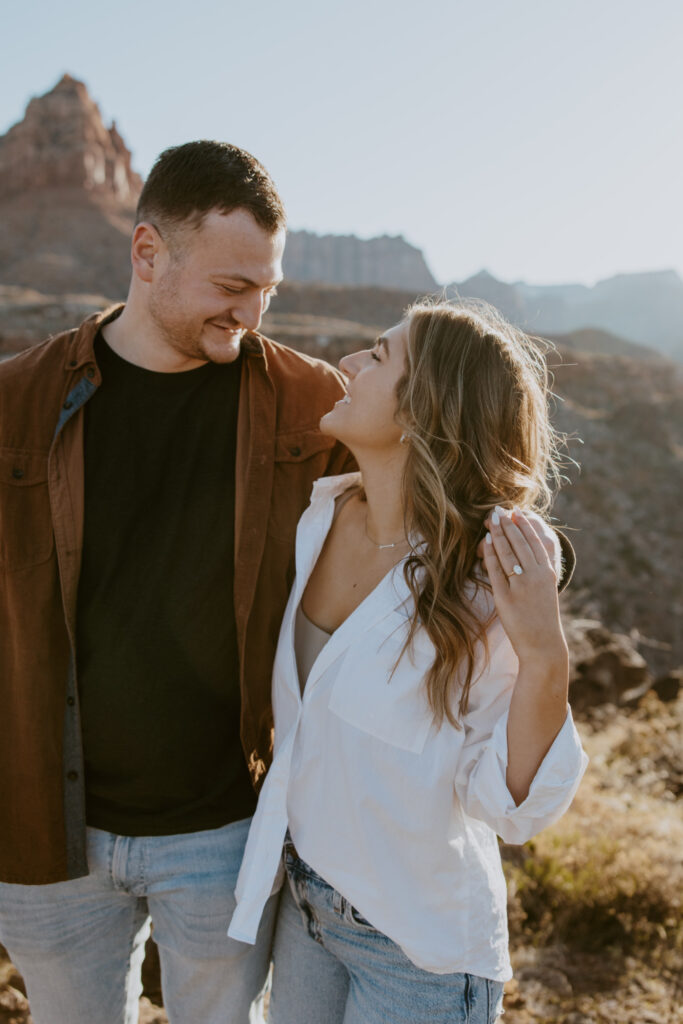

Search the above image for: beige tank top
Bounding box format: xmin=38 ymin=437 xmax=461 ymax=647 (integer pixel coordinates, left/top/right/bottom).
xmin=294 ymin=604 xmax=331 ymax=693
xmin=294 ymin=482 xmax=358 ymax=692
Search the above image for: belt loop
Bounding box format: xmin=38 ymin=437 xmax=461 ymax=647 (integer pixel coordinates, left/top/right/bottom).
xmin=332 ymin=888 xmax=344 ymax=915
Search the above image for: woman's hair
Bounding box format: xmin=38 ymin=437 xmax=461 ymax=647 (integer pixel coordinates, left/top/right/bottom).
xmin=395 ymin=299 xmax=564 ymax=727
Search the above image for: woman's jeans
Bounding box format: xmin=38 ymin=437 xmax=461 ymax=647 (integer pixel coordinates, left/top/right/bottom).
xmin=0 ymin=818 xmax=277 ymax=1024
xmin=270 ymin=839 xmax=505 ymax=1024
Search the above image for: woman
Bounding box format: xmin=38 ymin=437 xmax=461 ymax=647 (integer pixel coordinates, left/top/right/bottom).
xmin=229 ymin=301 xmax=588 ymax=1023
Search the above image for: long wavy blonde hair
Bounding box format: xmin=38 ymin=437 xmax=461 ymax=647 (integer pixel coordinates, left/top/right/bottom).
xmin=395 ymin=300 xmax=564 ymax=726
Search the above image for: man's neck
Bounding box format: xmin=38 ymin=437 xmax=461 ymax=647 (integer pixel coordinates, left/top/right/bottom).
xmin=101 ymin=300 xmax=207 ymax=373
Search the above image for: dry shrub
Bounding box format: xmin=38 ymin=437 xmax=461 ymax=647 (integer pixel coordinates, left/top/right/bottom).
xmin=503 ymin=745 xmax=683 ymax=966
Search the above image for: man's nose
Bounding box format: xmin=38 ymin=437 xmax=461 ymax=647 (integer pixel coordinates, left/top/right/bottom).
xmin=234 ymin=291 xmax=266 ymax=332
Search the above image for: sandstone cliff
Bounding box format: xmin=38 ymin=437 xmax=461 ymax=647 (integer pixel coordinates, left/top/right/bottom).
xmin=0 ymin=74 xmax=141 ymax=203
xmin=283 ymin=230 xmax=438 ymax=291
xmin=0 ymin=75 xmax=139 ymax=297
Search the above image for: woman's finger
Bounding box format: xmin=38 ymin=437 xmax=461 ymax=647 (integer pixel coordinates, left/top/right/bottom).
xmin=510 ymin=511 xmax=551 ymax=566
xmin=490 ymin=507 xmax=534 ymax=575
xmin=483 ymin=533 xmax=509 ymax=596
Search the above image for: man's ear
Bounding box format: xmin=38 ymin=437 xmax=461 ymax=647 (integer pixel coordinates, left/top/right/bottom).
xmin=131 ymin=222 xmax=162 ymax=284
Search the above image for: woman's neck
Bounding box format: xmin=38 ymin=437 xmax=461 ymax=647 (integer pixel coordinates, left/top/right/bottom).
xmin=353 ymin=449 xmax=408 ymax=547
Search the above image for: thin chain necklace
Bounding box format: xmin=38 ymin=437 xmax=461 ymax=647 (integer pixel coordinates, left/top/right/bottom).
xmin=364 ymin=512 xmax=410 ymax=550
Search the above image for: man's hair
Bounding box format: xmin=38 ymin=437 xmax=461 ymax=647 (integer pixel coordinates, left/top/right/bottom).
xmin=136 ymin=140 xmax=286 ymax=235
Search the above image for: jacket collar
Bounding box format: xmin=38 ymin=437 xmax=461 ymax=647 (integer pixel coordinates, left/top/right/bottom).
xmin=65 ymin=305 xmax=123 ymax=371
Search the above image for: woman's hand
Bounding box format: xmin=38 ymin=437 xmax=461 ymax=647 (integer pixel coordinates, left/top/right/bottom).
xmin=482 ymin=506 xmax=570 ymax=805
xmin=482 ymin=506 xmax=567 ymax=668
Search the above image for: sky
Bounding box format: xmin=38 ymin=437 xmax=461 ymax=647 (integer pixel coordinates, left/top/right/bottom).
xmin=1 ymin=0 xmax=681 ymax=287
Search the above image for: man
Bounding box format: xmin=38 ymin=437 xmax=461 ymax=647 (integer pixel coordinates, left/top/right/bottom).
xmin=0 ymin=141 xmax=354 ymax=1023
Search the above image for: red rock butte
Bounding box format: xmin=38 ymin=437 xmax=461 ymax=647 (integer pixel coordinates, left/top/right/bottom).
xmin=0 ymin=74 xmax=141 ymax=203
xmin=0 ymin=75 xmax=140 ymax=297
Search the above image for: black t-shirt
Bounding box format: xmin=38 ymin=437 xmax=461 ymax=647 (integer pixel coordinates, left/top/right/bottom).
xmin=76 ymin=332 xmax=256 ymax=835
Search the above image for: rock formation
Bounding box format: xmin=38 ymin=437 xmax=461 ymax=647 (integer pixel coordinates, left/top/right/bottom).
xmin=283 ymin=230 xmax=438 ymax=291
xmin=0 ymin=74 xmax=141 ymax=203
xmin=0 ymin=75 xmax=139 ymax=297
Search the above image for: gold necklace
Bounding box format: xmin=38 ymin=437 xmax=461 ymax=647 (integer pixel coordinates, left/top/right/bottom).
xmin=364 ymin=513 xmax=410 ymax=550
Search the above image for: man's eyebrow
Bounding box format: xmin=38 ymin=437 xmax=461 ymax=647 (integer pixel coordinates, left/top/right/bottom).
xmin=212 ymin=274 xmax=282 ymax=288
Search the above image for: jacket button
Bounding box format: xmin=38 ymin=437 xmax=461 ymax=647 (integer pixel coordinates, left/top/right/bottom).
xmin=289 ymin=446 xmax=301 ymax=457
xmin=66 ymin=770 xmax=79 ymax=781
xmin=63 ymin=400 xmax=73 ymax=410
xmin=86 ymin=367 xmax=96 ymax=379
xmin=66 ymin=696 xmax=75 ymax=707
xmin=12 ymin=468 xmax=24 ymax=480
xmin=68 ymin=359 xmax=78 ymax=367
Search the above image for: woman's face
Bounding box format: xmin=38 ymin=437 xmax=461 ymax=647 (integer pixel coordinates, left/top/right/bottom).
xmin=320 ymin=321 xmax=409 ymax=452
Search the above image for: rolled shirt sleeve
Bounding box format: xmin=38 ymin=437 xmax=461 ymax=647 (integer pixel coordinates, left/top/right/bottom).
xmin=453 ymin=625 xmax=588 ymax=845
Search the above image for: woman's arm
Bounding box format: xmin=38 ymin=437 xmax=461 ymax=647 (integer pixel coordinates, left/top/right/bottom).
xmin=482 ymin=507 xmax=570 ymax=805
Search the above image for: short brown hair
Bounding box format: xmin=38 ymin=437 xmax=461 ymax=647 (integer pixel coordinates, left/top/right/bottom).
xmin=136 ymin=140 xmax=286 ymax=234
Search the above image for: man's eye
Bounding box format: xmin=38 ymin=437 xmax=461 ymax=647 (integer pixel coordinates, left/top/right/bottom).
xmin=220 ymin=285 xmax=242 ymax=294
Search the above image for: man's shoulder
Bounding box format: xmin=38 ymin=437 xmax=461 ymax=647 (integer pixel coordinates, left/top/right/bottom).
xmin=0 ymin=329 xmax=77 ymax=388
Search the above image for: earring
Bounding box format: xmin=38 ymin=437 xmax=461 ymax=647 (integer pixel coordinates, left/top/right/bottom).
xmin=400 ymin=433 xmax=408 ymax=444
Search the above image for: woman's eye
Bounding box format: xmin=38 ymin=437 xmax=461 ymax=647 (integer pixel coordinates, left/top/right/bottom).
xmin=371 ymin=352 xmax=381 ymax=362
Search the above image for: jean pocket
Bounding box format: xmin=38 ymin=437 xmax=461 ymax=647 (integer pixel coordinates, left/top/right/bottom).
xmin=348 ymin=902 xmax=376 ymax=931
xmin=488 ymin=978 xmax=505 ymax=1022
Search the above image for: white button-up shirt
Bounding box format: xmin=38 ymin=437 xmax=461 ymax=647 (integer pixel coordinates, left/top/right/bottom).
xmin=229 ymin=474 xmax=588 ymax=980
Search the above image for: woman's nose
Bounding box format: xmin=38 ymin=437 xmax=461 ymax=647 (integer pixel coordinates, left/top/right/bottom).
xmin=339 ymin=350 xmax=365 ymax=378
xmin=338 ymin=353 xmax=354 ymax=378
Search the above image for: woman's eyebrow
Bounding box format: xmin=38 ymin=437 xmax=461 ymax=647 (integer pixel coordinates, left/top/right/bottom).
xmin=375 ymin=336 xmax=389 ymax=355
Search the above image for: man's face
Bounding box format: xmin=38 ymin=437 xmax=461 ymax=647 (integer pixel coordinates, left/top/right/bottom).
xmin=147 ymin=208 xmax=285 ymax=364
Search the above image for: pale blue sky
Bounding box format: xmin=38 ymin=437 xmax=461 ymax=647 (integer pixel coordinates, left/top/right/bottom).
xmin=2 ymin=0 xmax=681 ymax=286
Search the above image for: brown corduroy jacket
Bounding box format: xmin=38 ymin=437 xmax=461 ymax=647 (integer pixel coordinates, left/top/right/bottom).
xmin=0 ymin=306 xmax=354 ymax=884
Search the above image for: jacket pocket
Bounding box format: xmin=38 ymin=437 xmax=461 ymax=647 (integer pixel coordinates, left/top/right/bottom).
xmin=0 ymin=448 xmax=54 ymax=571
xmin=267 ymin=428 xmax=339 ymax=542
xmin=327 ymin=613 xmax=435 ymax=754
xmin=274 ymin=428 xmax=337 ymax=464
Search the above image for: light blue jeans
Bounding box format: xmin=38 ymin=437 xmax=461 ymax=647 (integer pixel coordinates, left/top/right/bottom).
xmin=269 ymin=840 xmax=504 ymax=1024
xmin=0 ymin=818 xmax=277 ymax=1024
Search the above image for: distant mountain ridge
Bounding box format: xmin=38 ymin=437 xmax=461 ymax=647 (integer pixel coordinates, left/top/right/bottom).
xmin=0 ymin=75 xmax=681 ymax=361
xmin=449 ymin=268 xmax=683 ymax=363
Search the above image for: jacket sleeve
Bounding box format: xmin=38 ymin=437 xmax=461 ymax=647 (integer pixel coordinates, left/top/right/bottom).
xmin=453 ymin=624 xmax=588 ymax=845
